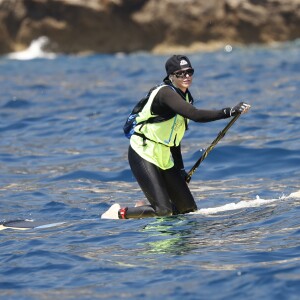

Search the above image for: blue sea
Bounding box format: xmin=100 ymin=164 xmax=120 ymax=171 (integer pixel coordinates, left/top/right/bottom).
xmin=0 ymin=39 xmax=300 ymax=300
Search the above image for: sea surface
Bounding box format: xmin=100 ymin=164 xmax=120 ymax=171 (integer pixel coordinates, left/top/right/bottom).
xmin=0 ymin=38 xmax=300 ymax=300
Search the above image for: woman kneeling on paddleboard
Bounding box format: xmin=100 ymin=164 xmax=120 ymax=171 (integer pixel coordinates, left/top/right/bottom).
xmin=101 ymin=55 xmax=250 ymax=219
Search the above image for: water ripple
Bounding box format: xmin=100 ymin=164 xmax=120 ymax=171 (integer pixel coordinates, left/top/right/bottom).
xmin=1 ymin=41 xmax=300 ymax=299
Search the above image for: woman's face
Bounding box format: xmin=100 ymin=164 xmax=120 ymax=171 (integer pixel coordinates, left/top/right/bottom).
xmin=170 ymin=68 xmax=194 ymax=92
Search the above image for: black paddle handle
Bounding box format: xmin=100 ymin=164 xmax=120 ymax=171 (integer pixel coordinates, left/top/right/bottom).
xmin=186 ymin=114 xmax=241 ymax=183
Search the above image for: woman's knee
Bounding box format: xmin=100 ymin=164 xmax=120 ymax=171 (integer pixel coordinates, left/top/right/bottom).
xmin=175 ymin=203 xmax=198 ymax=214
xmin=155 ymin=206 xmax=173 ymax=217
xmin=182 ymin=205 xmax=198 ymax=214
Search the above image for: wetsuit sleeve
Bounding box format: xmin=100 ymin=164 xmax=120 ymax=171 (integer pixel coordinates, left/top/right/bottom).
xmin=154 ymin=86 xmax=231 ymax=122
xmin=170 ymin=144 xmax=184 ymax=170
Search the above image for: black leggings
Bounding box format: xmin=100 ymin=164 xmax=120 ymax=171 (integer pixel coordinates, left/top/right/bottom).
xmin=126 ymin=146 xmax=197 ymax=218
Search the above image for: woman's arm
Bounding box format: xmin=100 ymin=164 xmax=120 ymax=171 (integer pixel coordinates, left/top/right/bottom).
xmin=153 ymin=86 xmax=230 ymax=122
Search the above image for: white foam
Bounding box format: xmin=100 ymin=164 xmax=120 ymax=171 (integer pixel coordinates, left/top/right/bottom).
xmin=286 ymin=190 xmax=300 ymax=199
xmin=6 ymin=36 xmax=56 ymax=60
xmin=192 ymin=190 xmax=300 ymax=216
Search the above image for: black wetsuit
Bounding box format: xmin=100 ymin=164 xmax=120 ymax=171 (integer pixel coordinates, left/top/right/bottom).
xmin=125 ymin=81 xmax=230 ymax=219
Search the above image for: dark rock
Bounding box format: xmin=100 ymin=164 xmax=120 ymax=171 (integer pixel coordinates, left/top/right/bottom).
xmin=0 ymin=0 xmax=299 ymax=55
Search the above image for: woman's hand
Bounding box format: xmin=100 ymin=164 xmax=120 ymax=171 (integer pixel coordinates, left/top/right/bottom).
xmin=230 ymin=102 xmax=251 ymax=116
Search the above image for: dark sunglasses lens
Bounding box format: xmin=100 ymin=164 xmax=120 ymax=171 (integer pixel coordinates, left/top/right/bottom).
xmin=175 ymin=69 xmax=194 ymax=78
xmin=175 ymin=71 xmax=185 ymax=77
xmin=187 ymin=69 xmax=194 ymax=76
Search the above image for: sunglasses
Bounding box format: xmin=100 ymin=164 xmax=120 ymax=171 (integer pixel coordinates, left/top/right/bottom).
xmin=173 ymin=68 xmax=194 ymax=78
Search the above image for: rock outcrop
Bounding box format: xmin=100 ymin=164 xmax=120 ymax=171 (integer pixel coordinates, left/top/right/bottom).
xmin=1 ymin=0 xmax=300 ymax=55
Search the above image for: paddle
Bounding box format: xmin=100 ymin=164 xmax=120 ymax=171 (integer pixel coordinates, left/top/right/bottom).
xmin=186 ymin=113 xmax=241 ymax=183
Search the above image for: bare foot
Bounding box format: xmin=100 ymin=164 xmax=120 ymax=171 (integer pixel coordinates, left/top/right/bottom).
xmin=134 ymin=200 xmax=148 ymax=207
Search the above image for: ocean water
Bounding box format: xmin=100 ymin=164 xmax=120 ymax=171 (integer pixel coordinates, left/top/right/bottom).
xmin=0 ymin=39 xmax=300 ymax=299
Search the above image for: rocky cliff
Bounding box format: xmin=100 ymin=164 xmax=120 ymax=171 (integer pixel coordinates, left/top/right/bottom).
xmin=1 ymin=0 xmax=300 ymax=55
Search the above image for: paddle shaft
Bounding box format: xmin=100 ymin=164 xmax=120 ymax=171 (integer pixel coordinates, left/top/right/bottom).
xmin=186 ymin=113 xmax=241 ymax=183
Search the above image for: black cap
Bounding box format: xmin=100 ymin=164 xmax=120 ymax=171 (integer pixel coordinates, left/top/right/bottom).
xmin=165 ymin=55 xmax=193 ymax=79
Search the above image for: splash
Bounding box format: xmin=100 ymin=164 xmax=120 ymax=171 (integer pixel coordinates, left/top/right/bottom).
xmin=6 ymin=36 xmax=56 ymax=60
xmin=193 ymin=190 xmax=300 ymax=216
xmin=287 ymin=190 xmax=300 ymax=198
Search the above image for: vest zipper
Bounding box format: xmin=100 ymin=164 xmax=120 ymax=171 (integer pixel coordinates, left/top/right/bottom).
xmin=164 ymin=114 xmax=177 ymax=144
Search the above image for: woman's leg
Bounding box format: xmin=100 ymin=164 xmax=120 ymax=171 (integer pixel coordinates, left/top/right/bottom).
xmin=126 ymin=146 xmax=173 ymax=218
xmin=162 ymin=166 xmax=198 ymax=214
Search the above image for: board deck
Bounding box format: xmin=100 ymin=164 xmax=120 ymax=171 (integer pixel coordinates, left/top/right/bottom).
xmin=0 ymin=219 xmax=65 ymax=230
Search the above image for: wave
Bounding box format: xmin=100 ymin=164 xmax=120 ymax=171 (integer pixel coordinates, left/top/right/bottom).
xmin=193 ymin=190 xmax=300 ymax=215
xmin=6 ymin=36 xmax=56 ymax=60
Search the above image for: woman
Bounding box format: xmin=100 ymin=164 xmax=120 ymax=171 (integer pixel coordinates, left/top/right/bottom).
xmin=101 ymin=55 xmax=250 ymax=219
